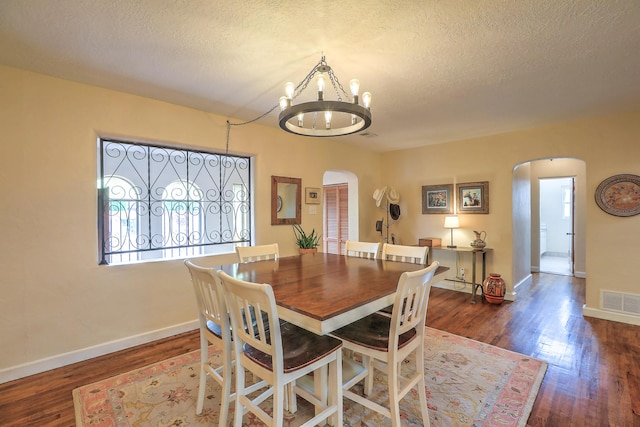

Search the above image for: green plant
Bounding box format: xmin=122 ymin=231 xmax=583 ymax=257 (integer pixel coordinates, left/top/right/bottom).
xmin=292 ymin=224 xmax=321 ymax=249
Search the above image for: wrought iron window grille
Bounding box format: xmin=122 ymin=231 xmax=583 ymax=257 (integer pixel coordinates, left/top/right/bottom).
xmin=98 ymin=139 xmax=252 ymax=265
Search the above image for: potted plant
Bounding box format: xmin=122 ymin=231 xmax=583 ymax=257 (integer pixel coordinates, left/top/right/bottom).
xmin=293 ymin=224 xmax=321 ymax=254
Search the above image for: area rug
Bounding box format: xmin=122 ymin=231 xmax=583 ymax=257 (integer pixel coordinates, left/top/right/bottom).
xmin=73 ymin=327 xmax=546 ymax=426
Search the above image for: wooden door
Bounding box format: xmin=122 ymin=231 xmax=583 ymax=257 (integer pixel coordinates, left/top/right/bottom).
xmin=323 ymin=185 xmax=348 ymax=254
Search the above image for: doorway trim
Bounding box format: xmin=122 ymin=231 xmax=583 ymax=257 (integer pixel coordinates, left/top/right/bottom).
xmin=322 ymin=170 xmax=359 ymax=246
xmin=538 ymin=176 xmax=575 ymax=276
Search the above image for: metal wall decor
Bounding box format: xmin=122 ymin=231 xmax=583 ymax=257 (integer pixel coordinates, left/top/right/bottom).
xmin=594 ymin=174 xmax=640 ymax=217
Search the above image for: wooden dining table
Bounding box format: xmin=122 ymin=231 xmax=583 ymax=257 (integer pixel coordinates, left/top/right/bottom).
xmin=218 ymin=252 xmax=448 ymax=335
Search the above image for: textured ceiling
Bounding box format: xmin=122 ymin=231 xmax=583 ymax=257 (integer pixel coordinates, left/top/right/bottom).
xmin=1 ymin=0 xmax=639 ymax=152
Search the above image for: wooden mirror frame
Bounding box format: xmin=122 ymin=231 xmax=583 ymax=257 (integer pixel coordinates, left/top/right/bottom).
xmin=271 ymin=175 xmax=302 ymax=225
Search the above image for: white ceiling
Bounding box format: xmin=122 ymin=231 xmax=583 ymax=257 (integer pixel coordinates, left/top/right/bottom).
xmin=1 ymin=0 xmax=639 ymax=152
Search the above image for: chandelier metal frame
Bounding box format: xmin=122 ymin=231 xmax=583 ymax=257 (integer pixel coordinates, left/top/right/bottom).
xmin=278 ymin=56 xmax=372 ymax=137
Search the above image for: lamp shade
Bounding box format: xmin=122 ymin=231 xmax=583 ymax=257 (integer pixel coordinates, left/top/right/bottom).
xmin=444 ymin=215 xmax=459 ymax=229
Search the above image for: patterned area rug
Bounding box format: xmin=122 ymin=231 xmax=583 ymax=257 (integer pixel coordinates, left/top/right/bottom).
xmin=73 ymin=327 xmax=546 ymax=426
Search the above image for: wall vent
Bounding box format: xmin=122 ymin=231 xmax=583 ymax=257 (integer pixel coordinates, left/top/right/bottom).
xmin=602 ymin=290 xmax=640 ymax=315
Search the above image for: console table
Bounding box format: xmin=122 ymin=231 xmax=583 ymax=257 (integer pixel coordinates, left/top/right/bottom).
xmin=430 ymin=246 xmax=492 ymax=303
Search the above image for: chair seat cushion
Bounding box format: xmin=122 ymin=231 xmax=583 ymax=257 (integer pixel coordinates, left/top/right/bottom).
xmin=206 ymin=320 xmax=224 ymax=339
xmin=331 ymin=312 xmax=416 ymax=351
xmin=243 ymin=322 xmax=342 ymax=374
xmin=206 ymin=308 xmax=270 ymax=340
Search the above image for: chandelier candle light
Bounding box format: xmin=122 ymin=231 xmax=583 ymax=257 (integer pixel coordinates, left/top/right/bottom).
xmin=444 ymin=215 xmax=459 ymax=248
xmin=278 ymin=56 xmax=372 ymax=137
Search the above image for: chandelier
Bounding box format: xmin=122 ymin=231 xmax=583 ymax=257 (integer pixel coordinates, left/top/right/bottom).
xmin=278 ymin=56 xmax=372 ymax=137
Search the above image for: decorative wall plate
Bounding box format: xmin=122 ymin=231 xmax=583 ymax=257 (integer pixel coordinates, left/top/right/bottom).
xmin=594 ymin=174 xmax=640 ymax=217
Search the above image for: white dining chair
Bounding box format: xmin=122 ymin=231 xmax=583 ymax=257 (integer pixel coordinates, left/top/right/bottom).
xmin=378 ymin=243 xmax=430 ymax=315
xmin=218 ymin=270 xmax=343 ymax=427
xmin=345 ymin=240 xmax=380 ymax=259
xmin=183 ymin=260 xmax=234 ymax=427
xmin=234 ymin=241 xmax=298 ymax=411
xmin=236 ymin=243 xmax=279 ymax=263
xmin=381 ymin=243 xmax=428 ymax=265
xmin=331 ymin=261 xmax=440 ymax=427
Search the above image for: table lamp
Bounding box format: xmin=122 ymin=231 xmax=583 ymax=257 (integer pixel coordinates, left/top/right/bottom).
xmin=444 ymin=215 xmax=459 ymax=248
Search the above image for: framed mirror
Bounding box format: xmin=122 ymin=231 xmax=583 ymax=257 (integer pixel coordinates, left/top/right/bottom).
xmin=271 ymin=175 xmax=301 ymax=225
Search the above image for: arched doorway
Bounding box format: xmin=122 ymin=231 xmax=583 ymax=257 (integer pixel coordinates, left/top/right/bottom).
xmin=512 ymin=157 xmax=586 ymax=293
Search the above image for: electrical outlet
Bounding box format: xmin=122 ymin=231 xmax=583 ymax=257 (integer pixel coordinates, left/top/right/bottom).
xmin=460 ymin=267 xmax=465 ymax=276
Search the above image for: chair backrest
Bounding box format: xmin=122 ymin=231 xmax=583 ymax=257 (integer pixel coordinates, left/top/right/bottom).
xmin=389 ymin=261 xmax=439 ymax=351
xmin=345 ymin=240 xmax=380 ymax=259
xmin=184 ymin=260 xmax=230 ymax=341
xmin=236 ymin=243 xmax=279 ymax=263
xmin=218 ymin=271 xmax=283 ymax=373
xmin=381 ymin=243 xmax=428 ymax=265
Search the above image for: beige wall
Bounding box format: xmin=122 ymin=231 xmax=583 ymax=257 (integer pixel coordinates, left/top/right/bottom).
xmin=381 ymin=111 xmax=640 ymax=313
xmin=2 ymin=63 xmax=640 ymax=379
xmin=0 ymin=65 xmax=382 ymax=374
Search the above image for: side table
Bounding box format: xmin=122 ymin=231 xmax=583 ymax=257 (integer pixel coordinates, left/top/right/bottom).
xmin=430 ymin=246 xmax=492 ymax=303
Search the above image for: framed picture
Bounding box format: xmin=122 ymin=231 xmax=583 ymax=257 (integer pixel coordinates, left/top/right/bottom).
xmin=422 ymin=184 xmax=453 ymax=214
xmin=457 ymin=181 xmax=489 ymax=214
xmin=305 ymin=187 xmax=321 ymax=204
xmin=595 ymin=174 xmax=640 ymax=217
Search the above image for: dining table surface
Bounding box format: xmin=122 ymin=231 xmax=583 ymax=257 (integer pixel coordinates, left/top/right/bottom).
xmin=218 ymin=252 xmax=448 ymax=335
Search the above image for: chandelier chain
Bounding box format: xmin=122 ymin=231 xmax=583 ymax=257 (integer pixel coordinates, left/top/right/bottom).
xmin=290 ymin=56 xmax=351 ymax=103
xmin=327 ymin=68 xmax=349 ymax=102
xmin=292 ymin=57 xmax=324 ymax=100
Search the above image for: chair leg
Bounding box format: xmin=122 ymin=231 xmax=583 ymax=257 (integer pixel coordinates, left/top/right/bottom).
xmin=274 ymin=383 xmax=286 ymax=427
xmin=388 ymin=359 xmax=401 ymax=427
xmin=219 ymin=351 xmax=233 ymax=427
xmin=363 ymin=355 xmax=374 ymax=395
xmin=285 ymin=382 xmax=297 ymax=413
xmin=233 ymin=362 xmax=245 ymax=427
xmin=328 ymin=350 xmax=343 ymax=426
xmin=416 ymin=346 xmax=431 ymax=427
xmin=196 ymin=339 xmax=208 ymax=415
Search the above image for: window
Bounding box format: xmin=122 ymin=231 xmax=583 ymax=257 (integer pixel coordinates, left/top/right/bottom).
xmin=98 ymin=176 xmax=141 ymax=264
xmin=98 ymin=139 xmax=252 ymax=265
xmin=161 ymin=180 xmax=204 ymax=259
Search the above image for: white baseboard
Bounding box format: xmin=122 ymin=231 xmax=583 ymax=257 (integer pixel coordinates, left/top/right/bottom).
xmin=432 ymin=280 xmax=515 ymax=302
xmin=531 ymin=268 xmax=586 ymax=278
xmin=432 ymin=279 xmax=473 ymax=294
xmin=513 ymin=274 xmax=532 ymax=291
xmin=582 ymin=305 xmax=640 ymax=326
xmin=0 ymin=319 xmax=199 ymax=385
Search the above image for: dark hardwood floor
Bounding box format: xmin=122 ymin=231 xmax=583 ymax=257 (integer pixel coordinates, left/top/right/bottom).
xmin=1 ymin=273 xmax=639 ymax=426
